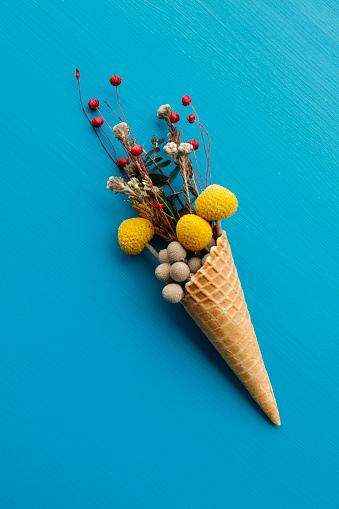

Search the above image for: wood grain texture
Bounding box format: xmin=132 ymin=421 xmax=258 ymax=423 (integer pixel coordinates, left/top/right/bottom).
xmin=1 ymin=0 xmax=338 ymax=507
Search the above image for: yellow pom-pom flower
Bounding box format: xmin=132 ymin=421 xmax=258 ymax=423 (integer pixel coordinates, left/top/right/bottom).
xmin=118 ymin=218 xmax=154 ymax=255
xmin=176 ymin=214 xmax=212 ymax=251
xmin=195 ymin=184 xmax=238 ymax=221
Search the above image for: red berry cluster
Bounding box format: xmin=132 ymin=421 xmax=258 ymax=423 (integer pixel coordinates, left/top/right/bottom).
xmin=76 ymin=69 xmax=212 ymax=192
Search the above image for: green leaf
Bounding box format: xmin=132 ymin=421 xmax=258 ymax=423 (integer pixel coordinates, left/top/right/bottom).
xmin=157 ymin=138 xmax=165 ymax=145
xmin=145 ymin=157 xmax=162 ymax=167
xmin=144 ymin=146 xmax=160 ymax=161
xmin=155 ymin=160 xmax=171 ymax=169
xmin=160 ymin=191 xmax=175 ymax=218
xmin=172 ymin=203 xmax=180 ymax=221
xmin=147 ymin=159 xmax=172 ymax=174
xmin=178 ymin=207 xmax=190 ymax=217
xmin=161 ymin=189 xmax=169 ymax=202
xmin=168 ymin=166 xmax=180 ymax=183
xmin=149 ymin=174 xmax=169 ymax=186
xmin=151 ymin=135 xmax=157 ymax=145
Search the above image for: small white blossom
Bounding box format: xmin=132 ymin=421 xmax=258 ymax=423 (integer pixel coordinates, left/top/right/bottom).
xmin=163 ymin=142 xmax=178 ymax=158
xmin=107 ymin=176 xmax=118 ymax=191
xmin=127 ymin=177 xmax=141 ymax=192
xmin=127 ymin=178 xmax=159 ymax=197
xmin=112 ymin=122 xmax=130 ymax=140
xmin=142 ymin=179 xmax=159 ymax=194
xmin=178 ymin=142 xmax=193 ymax=155
xmin=157 ymin=104 xmax=173 ymax=119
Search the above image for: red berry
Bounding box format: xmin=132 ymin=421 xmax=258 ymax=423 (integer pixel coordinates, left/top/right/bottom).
xmin=189 ymin=139 xmax=199 ymax=150
xmin=130 ymin=145 xmax=143 ymax=156
xmin=187 ymin=114 xmax=195 ymax=123
xmin=75 ymin=68 xmax=80 ymax=80
xmin=92 ymin=117 xmax=104 ymax=128
xmin=110 ymin=75 xmax=122 ymax=86
xmin=88 ymin=98 xmax=99 ymax=110
xmin=182 ymin=95 xmax=192 ymax=106
xmin=169 ymin=112 xmax=180 ymax=123
xmin=117 ymin=157 xmax=129 ymax=168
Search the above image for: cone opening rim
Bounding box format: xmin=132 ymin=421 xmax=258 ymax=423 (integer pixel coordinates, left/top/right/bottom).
xmin=183 ymin=231 xmax=226 ymax=294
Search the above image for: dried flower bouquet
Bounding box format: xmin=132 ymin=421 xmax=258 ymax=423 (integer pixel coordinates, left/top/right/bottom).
xmin=76 ymin=70 xmax=280 ymax=425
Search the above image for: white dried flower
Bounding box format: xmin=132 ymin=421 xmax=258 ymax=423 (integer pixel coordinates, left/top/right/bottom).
xmin=178 ymin=142 xmax=193 ymax=155
xmin=112 ymin=122 xmax=130 ymax=140
xmin=106 ymin=176 xmax=118 ymax=191
xmin=106 ymin=176 xmax=144 ymax=204
xmin=127 ymin=178 xmax=159 ymax=198
xmin=157 ymin=104 xmax=173 ymax=119
xmin=127 ymin=178 xmax=147 ymax=197
xmin=142 ymin=179 xmax=159 ymax=194
xmin=127 ymin=177 xmax=141 ymax=192
xmin=163 ymin=142 xmax=178 ymax=158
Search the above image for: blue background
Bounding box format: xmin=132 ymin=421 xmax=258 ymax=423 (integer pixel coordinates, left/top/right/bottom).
xmin=1 ymin=0 xmax=338 ymax=507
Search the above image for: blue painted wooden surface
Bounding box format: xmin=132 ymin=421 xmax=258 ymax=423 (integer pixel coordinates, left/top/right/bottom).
xmin=1 ymin=0 xmax=338 ymax=507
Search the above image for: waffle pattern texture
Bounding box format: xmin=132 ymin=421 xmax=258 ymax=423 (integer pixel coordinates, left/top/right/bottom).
xmin=182 ymin=231 xmax=280 ymax=425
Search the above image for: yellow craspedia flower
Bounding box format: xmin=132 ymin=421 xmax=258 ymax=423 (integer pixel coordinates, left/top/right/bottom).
xmin=118 ymin=218 xmax=154 ymax=255
xmin=176 ymin=214 xmax=212 ymax=251
xmin=195 ymin=184 xmax=238 ymax=220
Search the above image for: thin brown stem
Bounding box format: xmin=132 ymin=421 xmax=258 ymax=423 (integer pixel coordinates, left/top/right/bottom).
xmin=99 ymin=126 xmax=118 ymax=160
xmin=115 ymin=87 xmax=136 ymax=142
xmin=77 ymin=77 xmax=117 ymax=164
xmin=192 ymin=149 xmax=206 ymax=191
xmin=178 ymin=157 xmax=192 ymax=213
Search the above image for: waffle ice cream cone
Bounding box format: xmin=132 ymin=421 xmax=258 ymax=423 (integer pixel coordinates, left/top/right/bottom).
xmin=182 ymin=231 xmax=280 ymax=425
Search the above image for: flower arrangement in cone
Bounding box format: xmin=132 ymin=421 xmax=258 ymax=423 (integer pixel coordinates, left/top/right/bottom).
xmin=76 ymin=70 xmax=280 ymax=425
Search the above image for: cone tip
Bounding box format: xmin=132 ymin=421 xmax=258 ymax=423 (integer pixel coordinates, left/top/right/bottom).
xmin=272 ymin=414 xmax=281 ymax=426
xmin=267 ymin=405 xmax=281 ymax=426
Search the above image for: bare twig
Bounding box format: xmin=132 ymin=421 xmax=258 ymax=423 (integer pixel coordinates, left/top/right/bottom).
xmin=216 ymin=220 xmax=223 ymax=237
xmin=145 ymin=243 xmax=159 ymax=260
